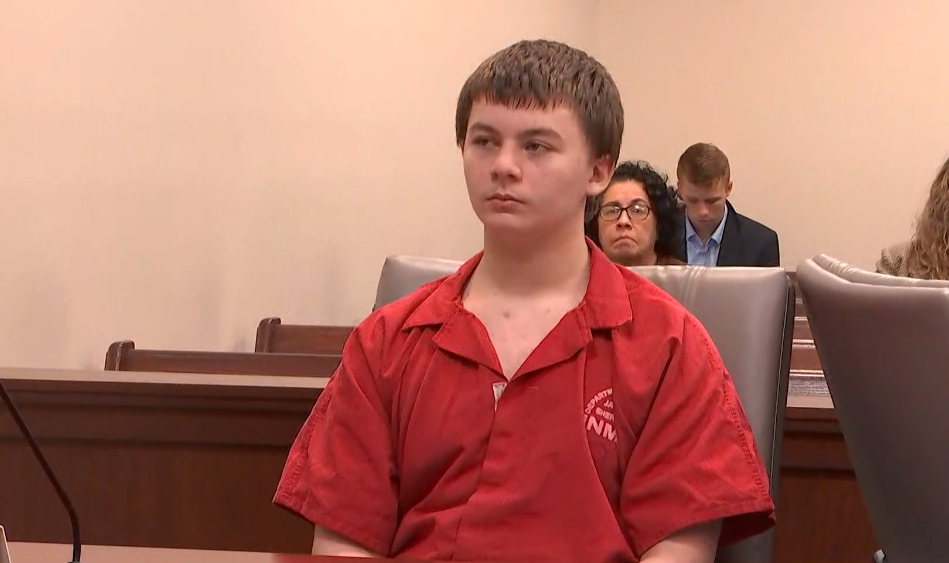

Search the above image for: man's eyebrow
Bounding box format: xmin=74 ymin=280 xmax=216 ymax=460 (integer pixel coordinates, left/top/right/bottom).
xmin=519 ymin=127 xmax=563 ymax=141
xmin=466 ymin=123 xmax=563 ymax=141
xmin=467 ymin=122 xmax=499 ymax=135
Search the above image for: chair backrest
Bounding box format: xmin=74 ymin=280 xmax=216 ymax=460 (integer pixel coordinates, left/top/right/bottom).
xmin=814 ymin=253 xmax=949 ymax=288
xmin=787 ymin=271 xmax=807 ymax=318
xmin=628 ymin=266 xmax=793 ymax=563
xmin=796 ymin=255 xmax=949 ymax=563
xmin=105 ymin=340 xmax=341 ymax=377
xmin=375 ymin=256 xmax=794 ymax=563
xmin=374 ymin=256 xmax=463 ymax=310
xmin=255 ymin=317 xmax=353 ymax=354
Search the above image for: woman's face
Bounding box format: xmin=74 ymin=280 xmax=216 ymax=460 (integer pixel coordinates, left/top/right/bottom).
xmin=596 ymin=180 xmax=659 ymax=266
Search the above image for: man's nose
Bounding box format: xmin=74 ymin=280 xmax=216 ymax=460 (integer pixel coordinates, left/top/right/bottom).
xmin=489 ymin=144 xmax=522 ymax=183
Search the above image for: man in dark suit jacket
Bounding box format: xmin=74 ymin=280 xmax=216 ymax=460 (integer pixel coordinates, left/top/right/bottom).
xmin=673 ymin=143 xmax=780 ymax=267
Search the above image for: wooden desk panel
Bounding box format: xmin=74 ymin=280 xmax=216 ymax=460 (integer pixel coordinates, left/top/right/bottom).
xmin=1 ymin=369 xmax=877 ymax=561
xmin=10 ymin=542 xmax=349 ymax=563
xmin=0 ymin=369 xmax=327 ymax=554
xmin=777 ymin=396 xmax=878 ymax=563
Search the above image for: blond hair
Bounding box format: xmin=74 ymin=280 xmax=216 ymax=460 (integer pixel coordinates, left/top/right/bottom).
xmin=903 ymin=155 xmax=949 ymax=279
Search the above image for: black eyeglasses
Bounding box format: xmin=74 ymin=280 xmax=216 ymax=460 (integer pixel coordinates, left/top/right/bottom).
xmin=598 ymin=201 xmax=651 ymax=222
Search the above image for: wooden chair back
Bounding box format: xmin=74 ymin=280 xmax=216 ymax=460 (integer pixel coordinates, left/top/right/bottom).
xmin=254 ymin=318 xmax=352 ymax=355
xmin=105 ymin=340 xmax=341 ymax=376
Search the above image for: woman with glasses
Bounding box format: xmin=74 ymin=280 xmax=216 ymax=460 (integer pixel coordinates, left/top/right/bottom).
xmin=586 ymin=160 xmax=685 ymax=266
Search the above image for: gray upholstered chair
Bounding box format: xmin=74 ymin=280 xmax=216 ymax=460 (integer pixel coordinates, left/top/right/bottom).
xmin=797 ymin=255 xmax=949 ymax=563
xmin=374 ymin=256 xmax=795 ymax=563
xmin=814 ymin=253 xmax=949 ymax=289
xmin=621 ymin=265 xmax=793 ymax=563
xmin=373 ymin=255 xmax=462 ymax=309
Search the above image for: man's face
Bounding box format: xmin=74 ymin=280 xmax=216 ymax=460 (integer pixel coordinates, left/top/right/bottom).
xmin=461 ymin=100 xmax=613 ymax=240
xmin=677 ymin=177 xmax=732 ymax=233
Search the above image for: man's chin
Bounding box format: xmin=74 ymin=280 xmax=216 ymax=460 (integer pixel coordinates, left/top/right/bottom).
xmin=480 ymin=218 xmax=551 ymax=243
xmin=480 ymin=215 xmax=532 ymax=233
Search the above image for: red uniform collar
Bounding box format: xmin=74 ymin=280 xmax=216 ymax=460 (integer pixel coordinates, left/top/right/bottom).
xmin=404 ymin=237 xmax=633 ymax=332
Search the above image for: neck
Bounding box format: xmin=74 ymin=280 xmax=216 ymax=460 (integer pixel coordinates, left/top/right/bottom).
xmin=691 ymin=219 xmax=720 ymax=244
xmin=625 ymin=249 xmax=658 ymax=267
xmin=472 ymin=224 xmax=591 ymax=297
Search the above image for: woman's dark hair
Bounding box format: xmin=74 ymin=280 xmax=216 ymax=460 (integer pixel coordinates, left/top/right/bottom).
xmin=585 ymin=160 xmax=683 ymax=259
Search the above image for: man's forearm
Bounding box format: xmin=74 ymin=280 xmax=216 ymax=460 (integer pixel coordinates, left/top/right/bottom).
xmin=311 ymin=524 xmax=380 ymax=558
xmin=639 ymin=519 xmax=722 ymax=563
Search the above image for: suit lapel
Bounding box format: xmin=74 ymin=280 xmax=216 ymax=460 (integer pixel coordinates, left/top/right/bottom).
xmin=716 ymin=201 xmax=743 ymax=266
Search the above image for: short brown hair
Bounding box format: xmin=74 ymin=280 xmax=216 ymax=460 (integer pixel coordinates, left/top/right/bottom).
xmin=455 ymin=39 xmax=624 ymax=165
xmin=677 ymin=143 xmax=731 ymax=187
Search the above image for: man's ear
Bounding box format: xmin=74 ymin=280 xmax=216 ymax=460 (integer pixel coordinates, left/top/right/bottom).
xmin=724 ymin=180 xmax=733 ymax=198
xmin=587 ymin=155 xmax=615 ymax=197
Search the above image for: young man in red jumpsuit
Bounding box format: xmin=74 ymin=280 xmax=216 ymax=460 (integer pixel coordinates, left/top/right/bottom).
xmin=274 ymin=39 xmax=776 ymax=563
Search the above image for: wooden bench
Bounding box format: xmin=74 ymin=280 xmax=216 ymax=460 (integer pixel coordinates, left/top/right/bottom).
xmin=794 ymin=317 xmax=812 ymax=340
xmin=791 ymin=340 xmax=821 ymax=371
xmin=255 ymin=318 xmax=353 ymax=354
xmin=105 ymin=340 xmax=341 ymax=377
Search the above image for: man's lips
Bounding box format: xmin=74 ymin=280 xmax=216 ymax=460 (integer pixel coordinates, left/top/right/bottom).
xmin=488 ymin=193 xmax=523 ymax=203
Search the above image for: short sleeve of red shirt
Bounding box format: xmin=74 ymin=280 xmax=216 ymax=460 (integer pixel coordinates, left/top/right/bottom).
xmin=620 ymin=313 xmax=776 ymax=557
xmin=272 ymin=315 xmax=397 ymax=555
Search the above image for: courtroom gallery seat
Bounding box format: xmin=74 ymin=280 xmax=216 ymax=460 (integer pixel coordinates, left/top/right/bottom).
xmin=254 ymin=317 xmax=353 ymax=354
xmin=372 ymin=255 xmax=462 ymax=309
xmin=104 ymin=340 xmax=341 ymax=377
xmin=797 ymin=255 xmax=949 ymax=563
xmin=374 ymin=255 xmax=795 ymax=563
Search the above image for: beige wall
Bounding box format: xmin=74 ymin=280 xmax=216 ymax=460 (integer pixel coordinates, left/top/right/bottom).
xmin=1 ymin=0 xmax=947 ymax=368
xmin=598 ymin=0 xmax=949 ymax=268
xmin=0 ymin=0 xmax=594 ymax=367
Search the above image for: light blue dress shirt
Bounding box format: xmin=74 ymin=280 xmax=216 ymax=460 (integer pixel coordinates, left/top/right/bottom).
xmin=684 ymin=206 xmax=728 ymax=266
